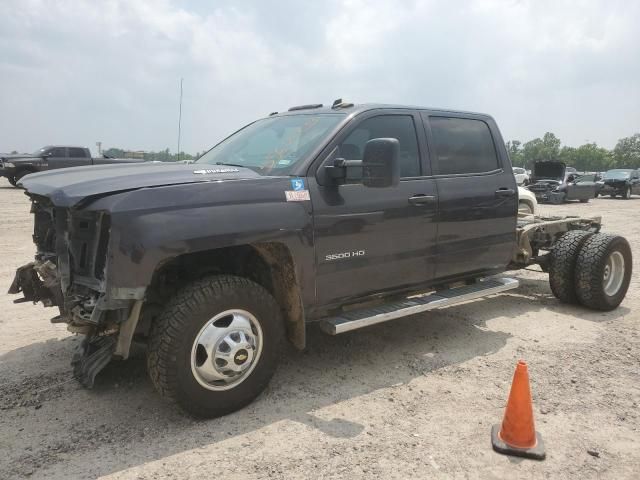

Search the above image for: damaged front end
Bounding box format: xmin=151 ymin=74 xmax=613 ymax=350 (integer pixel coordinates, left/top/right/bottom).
xmin=8 ymin=195 xmax=138 ymax=387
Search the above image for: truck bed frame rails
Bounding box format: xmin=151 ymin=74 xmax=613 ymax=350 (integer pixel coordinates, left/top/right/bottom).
xmin=514 ymin=214 xmax=602 ymax=266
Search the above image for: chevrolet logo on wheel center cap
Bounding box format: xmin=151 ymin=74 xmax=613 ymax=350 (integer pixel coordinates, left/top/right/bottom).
xmin=234 ymin=350 xmax=249 ymax=365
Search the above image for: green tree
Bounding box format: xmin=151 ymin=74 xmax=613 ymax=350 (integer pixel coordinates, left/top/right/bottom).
xmin=612 ymin=133 xmax=640 ymax=168
xmin=505 ymin=140 xmax=524 ymax=167
xmin=522 ymin=132 xmax=561 ymax=168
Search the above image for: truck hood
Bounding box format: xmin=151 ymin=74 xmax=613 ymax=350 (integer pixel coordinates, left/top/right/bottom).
xmin=531 ymin=161 xmax=566 ymax=182
xmin=20 ymin=162 xmax=263 ymax=207
xmin=1 ymin=153 xmax=39 ymax=161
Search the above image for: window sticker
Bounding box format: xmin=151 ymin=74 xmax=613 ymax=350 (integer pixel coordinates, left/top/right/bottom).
xmin=290 ymin=178 xmax=305 ymax=191
xmin=285 ymin=190 xmax=310 ymax=201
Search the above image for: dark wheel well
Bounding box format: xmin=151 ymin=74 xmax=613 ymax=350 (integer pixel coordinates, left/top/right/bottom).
xmin=143 ymin=243 xmax=305 ymax=349
xmin=9 ymin=168 xmax=36 ymax=187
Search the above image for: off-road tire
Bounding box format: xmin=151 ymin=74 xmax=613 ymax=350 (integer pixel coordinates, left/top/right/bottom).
xmin=575 ymin=234 xmax=632 ymax=311
xmin=549 ymin=230 xmax=594 ymax=304
xmin=7 ymin=176 xmax=17 ymax=187
xmin=147 ymin=275 xmax=284 ymax=418
xmin=610 ymin=193 xmax=616 ymax=198
xmin=579 ymin=198 xmax=589 ymax=203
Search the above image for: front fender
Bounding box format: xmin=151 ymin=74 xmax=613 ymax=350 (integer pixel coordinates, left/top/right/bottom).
xmin=87 ymin=179 xmax=315 ymax=307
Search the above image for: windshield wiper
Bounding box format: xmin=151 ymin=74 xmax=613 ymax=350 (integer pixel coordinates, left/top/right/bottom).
xmin=215 ymin=162 xmax=245 ymax=168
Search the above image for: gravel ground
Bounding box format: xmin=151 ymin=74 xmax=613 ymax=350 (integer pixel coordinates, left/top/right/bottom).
xmin=0 ymin=179 xmax=638 ymax=479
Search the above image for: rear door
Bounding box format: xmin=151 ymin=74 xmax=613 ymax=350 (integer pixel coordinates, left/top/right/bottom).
xmin=66 ymin=147 xmax=91 ymax=167
xmin=310 ymin=110 xmax=439 ymax=308
xmin=421 ymin=113 xmax=517 ymax=281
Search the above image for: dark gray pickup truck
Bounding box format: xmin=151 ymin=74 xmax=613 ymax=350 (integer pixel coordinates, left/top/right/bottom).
xmin=0 ymin=145 xmax=145 ymax=186
xmin=8 ymin=101 xmax=633 ymax=418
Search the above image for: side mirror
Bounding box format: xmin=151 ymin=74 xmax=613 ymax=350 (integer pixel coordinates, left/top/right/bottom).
xmin=362 ymin=138 xmax=400 ymax=188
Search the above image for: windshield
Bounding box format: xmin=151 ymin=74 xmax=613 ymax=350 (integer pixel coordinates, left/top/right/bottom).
xmin=604 ymin=170 xmax=631 ymax=179
xmin=197 ymin=114 xmax=345 ymax=175
xmin=31 ymin=147 xmax=47 ymax=155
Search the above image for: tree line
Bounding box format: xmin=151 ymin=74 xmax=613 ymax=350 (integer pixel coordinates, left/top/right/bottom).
xmin=102 ymin=147 xmax=200 ymax=162
xmin=506 ymin=132 xmax=640 ymax=172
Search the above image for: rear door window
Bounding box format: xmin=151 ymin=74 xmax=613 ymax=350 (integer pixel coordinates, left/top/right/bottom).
xmin=428 ymin=117 xmax=500 ymax=175
xmin=68 ymin=148 xmax=86 ymax=158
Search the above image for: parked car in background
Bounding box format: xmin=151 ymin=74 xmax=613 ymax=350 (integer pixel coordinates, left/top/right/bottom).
xmin=512 ymin=167 xmax=529 ymax=185
xmin=527 ymin=161 xmax=597 ymax=204
xmin=517 ymin=186 xmax=538 ymax=214
xmin=599 ymin=169 xmax=640 ymax=199
xmin=574 ymin=173 xmax=603 ymax=197
xmin=0 ymin=145 xmax=146 ymax=186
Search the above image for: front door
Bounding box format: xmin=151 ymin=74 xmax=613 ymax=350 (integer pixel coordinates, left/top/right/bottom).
xmin=422 ymin=114 xmax=517 ymax=281
xmin=45 ymin=147 xmax=70 ymax=169
xmin=311 ymin=112 xmax=438 ymax=308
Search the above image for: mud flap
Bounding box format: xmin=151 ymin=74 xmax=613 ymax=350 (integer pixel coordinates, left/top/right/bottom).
xmin=72 ymin=335 xmax=116 ymax=388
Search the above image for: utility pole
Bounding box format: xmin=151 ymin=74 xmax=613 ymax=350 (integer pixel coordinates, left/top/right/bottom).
xmin=95 ymin=141 xmax=102 ymax=155
xmin=177 ymin=77 xmax=183 ymax=162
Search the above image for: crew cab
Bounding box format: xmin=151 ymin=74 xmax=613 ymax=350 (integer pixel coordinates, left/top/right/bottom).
xmin=0 ymin=145 xmax=145 ymax=186
xmin=526 ymin=161 xmax=597 ymax=203
xmin=9 ymin=101 xmax=632 ymax=418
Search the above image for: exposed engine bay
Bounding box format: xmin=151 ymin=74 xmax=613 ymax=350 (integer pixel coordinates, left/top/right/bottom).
xmin=8 ymin=195 xmax=133 ymax=386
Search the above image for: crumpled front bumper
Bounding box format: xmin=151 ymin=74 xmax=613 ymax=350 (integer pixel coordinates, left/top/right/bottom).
xmin=8 ymin=261 xmax=62 ymax=307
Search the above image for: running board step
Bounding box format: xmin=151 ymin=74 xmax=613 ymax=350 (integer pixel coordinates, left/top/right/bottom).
xmin=320 ymin=277 xmax=519 ymax=335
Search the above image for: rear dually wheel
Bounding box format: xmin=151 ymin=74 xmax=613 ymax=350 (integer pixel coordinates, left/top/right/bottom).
xmin=574 ymin=234 xmax=632 ymax=311
xmin=549 ymin=230 xmax=594 ymax=304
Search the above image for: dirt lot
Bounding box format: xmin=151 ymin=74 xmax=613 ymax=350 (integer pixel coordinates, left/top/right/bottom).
xmin=0 ymin=179 xmax=638 ymax=479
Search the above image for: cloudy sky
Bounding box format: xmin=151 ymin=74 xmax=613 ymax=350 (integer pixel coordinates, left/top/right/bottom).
xmin=1 ymin=0 xmax=638 ymax=155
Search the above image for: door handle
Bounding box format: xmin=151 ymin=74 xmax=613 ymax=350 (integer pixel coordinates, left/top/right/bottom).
xmin=495 ymin=188 xmax=516 ymax=198
xmin=408 ymin=194 xmax=437 ymax=205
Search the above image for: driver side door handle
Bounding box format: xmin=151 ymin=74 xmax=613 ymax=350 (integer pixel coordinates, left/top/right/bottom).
xmin=495 ymin=188 xmax=516 ymax=198
xmin=408 ymin=194 xmax=437 ymax=205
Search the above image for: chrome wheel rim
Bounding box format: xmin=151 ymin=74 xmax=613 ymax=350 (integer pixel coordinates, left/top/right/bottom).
xmin=603 ymin=251 xmax=625 ymax=296
xmin=190 ymin=309 xmax=263 ymax=391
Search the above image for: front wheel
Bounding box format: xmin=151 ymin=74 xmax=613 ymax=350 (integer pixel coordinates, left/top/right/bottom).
xmin=147 ymin=275 xmax=284 ymax=418
xmin=575 ymin=234 xmax=632 ymax=311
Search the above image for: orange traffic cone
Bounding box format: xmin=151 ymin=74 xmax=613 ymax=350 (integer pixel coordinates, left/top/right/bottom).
xmin=491 ymin=360 xmax=546 ymax=460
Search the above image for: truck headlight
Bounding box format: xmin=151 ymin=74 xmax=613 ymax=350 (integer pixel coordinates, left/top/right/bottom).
xmin=2 ymin=162 xmax=15 ymax=168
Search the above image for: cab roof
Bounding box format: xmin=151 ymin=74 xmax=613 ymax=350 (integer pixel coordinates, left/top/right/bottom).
xmin=270 ymin=101 xmax=493 ymax=120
